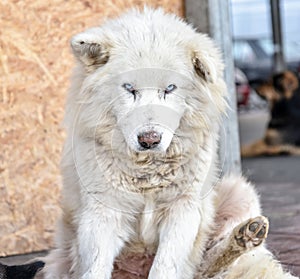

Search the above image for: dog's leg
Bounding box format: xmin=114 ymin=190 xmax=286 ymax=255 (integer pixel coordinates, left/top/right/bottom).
xmin=148 ymin=197 xmax=201 ymax=279
xmin=266 ymin=144 xmax=300 ymax=156
xmin=212 ymin=175 xmax=262 ymax=239
xmin=199 ymin=216 xmax=269 ymax=278
xmin=241 ymin=138 xmax=300 ymax=157
xmin=76 ymin=205 xmax=129 ymax=279
xmin=241 ymin=139 xmax=269 ymax=157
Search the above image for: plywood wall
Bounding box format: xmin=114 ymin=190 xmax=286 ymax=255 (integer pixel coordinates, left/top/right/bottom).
xmin=0 ymin=1 xmax=184 ymax=256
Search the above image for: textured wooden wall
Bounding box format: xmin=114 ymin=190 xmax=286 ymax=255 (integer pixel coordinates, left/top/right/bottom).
xmin=0 ymin=0 xmax=184 ymax=256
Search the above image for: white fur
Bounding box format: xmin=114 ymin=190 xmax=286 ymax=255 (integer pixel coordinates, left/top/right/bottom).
xmin=37 ymin=8 xmax=297 ymax=279
xmin=197 ymin=176 xmax=298 ymax=279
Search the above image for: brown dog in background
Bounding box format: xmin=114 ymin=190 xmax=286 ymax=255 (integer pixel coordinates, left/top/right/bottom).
xmin=242 ymin=70 xmax=300 ymax=157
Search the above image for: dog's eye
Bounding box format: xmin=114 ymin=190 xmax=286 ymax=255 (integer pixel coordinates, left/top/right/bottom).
xmin=123 ymin=83 xmax=134 ymax=91
xmin=122 ymin=83 xmax=137 ymax=96
xmin=164 ymin=84 xmax=177 ymax=94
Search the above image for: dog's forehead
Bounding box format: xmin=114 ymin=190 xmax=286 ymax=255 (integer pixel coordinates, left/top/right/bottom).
xmin=103 ymin=9 xmax=195 ymax=46
xmin=88 ymin=10 xmax=201 ymax=80
xmin=102 ymin=11 xmax=194 ymax=63
xmin=113 ymin=68 xmax=189 ymax=88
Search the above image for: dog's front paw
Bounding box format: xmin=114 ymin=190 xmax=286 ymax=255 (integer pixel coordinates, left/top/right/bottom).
xmin=234 ymin=216 xmax=269 ymax=248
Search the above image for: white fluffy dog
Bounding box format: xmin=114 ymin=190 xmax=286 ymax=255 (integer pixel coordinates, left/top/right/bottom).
xmin=37 ymin=8 xmax=297 ymax=279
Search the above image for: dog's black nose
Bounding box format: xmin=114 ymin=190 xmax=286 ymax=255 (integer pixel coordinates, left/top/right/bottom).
xmin=138 ymin=131 xmax=161 ymax=149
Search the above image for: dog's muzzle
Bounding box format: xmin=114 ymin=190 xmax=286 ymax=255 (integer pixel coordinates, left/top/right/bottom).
xmin=118 ymin=104 xmax=182 ymax=152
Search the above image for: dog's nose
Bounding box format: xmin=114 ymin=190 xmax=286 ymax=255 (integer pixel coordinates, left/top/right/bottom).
xmin=138 ymin=131 xmax=161 ymax=149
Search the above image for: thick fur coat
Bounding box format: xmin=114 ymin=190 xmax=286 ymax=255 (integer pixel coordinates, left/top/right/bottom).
xmin=36 ymin=8 xmax=297 ymax=279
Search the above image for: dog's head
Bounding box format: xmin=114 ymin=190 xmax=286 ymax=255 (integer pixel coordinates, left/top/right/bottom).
xmin=256 ymin=71 xmax=299 ymax=107
xmin=68 ymin=8 xmax=227 ymax=158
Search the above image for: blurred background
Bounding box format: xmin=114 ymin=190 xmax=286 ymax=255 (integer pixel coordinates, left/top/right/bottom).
xmin=0 ymin=0 xmax=299 ymax=275
xmin=232 ymin=0 xmax=300 ymax=275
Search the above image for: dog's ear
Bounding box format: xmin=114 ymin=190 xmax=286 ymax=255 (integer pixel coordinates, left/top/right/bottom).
xmin=256 ymin=83 xmax=279 ymax=102
xmin=282 ymin=71 xmax=299 ymax=92
xmin=71 ymin=30 xmax=110 ymax=68
xmin=190 ymin=33 xmax=225 ymax=85
xmin=192 ymin=55 xmax=214 ymax=83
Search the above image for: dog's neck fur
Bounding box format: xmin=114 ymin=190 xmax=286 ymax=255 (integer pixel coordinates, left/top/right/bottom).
xmin=91 ymin=125 xmax=218 ymax=194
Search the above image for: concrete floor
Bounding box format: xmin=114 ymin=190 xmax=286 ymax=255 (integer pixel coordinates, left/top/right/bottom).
xmin=240 ymin=109 xmax=300 ymax=276
xmin=242 ymin=157 xmax=300 ymax=276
